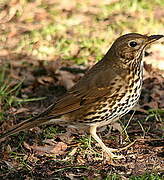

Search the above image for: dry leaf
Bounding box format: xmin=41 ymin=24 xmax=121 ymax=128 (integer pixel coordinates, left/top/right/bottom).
xmin=12 ymin=108 xmax=29 ymax=115
xmin=57 ymin=70 xmax=76 ymax=89
xmin=24 ymin=141 xmax=67 ymax=155
xmin=37 ymin=76 xmax=54 ymax=85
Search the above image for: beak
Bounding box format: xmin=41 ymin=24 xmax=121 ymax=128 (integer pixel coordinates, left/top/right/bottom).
xmin=147 ymin=35 xmax=164 ymax=44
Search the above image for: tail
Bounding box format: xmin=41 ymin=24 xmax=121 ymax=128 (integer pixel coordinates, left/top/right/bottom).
xmin=0 ymin=103 xmax=60 ymax=140
xmin=0 ymin=115 xmax=60 ymax=140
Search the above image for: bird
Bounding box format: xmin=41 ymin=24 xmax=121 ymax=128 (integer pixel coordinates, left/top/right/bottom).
xmin=0 ymin=33 xmax=163 ymax=159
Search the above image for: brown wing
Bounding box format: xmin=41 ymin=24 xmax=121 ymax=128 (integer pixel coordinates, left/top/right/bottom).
xmin=47 ymin=58 xmax=123 ymax=117
xmin=48 ymin=87 xmax=115 ymax=116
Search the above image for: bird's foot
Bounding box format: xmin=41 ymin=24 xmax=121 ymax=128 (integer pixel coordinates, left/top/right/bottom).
xmin=103 ymin=141 xmax=137 ymax=159
xmin=104 ymin=147 xmax=125 ymax=159
xmin=112 ymin=140 xmax=136 ymax=153
xmin=103 ymin=141 xmax=136 ymax=159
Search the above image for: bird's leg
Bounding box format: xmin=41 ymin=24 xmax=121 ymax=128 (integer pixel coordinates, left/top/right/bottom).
xmin=89 ymin=125 xmax=124 ymax=159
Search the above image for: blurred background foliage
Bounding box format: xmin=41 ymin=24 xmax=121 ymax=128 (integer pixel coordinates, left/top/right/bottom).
xmin=0 ymin=0 xmax=163 ymax=64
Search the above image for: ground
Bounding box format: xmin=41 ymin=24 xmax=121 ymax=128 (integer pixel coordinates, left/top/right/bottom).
xmin=0 ymin=0 xmax=164 ymax=179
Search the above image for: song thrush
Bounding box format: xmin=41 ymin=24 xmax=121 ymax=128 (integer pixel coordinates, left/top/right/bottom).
xmin=1 ymin=33 xmax=163 ymax=158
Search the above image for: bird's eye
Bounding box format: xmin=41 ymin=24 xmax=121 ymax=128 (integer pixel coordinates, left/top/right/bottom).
xmin=129 ymin=41 xmax=138 ymax=47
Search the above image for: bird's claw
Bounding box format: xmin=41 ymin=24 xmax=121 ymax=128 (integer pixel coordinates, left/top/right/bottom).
xmin=104 ymin=148 xmax=125 ymax=159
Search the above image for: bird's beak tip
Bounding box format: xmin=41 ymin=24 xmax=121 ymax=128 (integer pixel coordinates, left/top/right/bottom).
xmin=148 ymin=35 xmax=164 ymax=42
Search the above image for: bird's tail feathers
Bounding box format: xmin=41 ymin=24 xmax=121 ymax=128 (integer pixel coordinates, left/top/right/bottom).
xmin=0 ymin=115 xmax=59 ymax=140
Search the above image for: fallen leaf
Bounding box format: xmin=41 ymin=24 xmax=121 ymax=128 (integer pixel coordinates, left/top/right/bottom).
xmin=12 ymin=108 xmax=29 ymax=115
xmin=57 ymin=70 xmax=76 ymax=89
xmin=24 ymin=141 xmax=67 ymax=155
xmin=37 ymin=76 xmax=54 ymax=85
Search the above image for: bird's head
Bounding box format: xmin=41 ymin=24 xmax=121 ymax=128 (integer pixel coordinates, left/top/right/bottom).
xmin=111 ymin=33 xmax=163 ymax=64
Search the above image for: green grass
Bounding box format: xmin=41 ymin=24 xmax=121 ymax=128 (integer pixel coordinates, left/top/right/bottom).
xmin=103 ymin=174 xmax=121 ymax=180
xmin=43 ymin=126 xmax=62 ymax=139
xmin=0 ymin=67 xmax=22 ymax=121
xmin=129 ymin=173 xmax=163 ymax=180
xmin=146 ymin=109 xmax=164 ymax=122
xmin=0 ymin=67 xmax=46 ymax=122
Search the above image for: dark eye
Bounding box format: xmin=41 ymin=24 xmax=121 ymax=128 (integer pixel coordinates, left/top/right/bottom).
xmin=129 ymin=41 xmax=138 ymax=47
